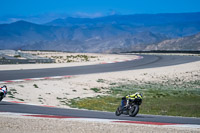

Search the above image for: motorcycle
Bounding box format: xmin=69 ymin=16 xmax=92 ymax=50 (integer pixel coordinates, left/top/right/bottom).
xmin=115 ymin=96 xmax=142 ymax=117
xmin=0 ymin=85 xmax=7 ymax=102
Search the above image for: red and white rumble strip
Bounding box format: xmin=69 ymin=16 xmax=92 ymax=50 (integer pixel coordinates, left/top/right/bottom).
xmin=0 ymin=112 xmax=199 ymax=129
xmin=0 ymin=75 xmax=72 ymax=84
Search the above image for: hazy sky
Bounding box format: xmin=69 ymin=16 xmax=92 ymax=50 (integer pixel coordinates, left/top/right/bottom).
xmin=1 ymin=0 xmax=200 ymax=23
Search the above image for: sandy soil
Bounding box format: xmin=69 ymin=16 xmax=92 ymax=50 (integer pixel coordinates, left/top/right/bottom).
xmin=0 ymin=115 xmax=199 ymax=133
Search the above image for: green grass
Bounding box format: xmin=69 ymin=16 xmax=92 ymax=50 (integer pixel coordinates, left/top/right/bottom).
xmin=97 ymin=79 xmax=105 ymax=83
xmin=8 ymin=95 xmax=15 ymax=98
xmin=68 ymin=80 xmax=200 ymax=117
xmin=69 ymin=96 xmax=120 ymax=111
xmin=140 ymin=95 xmax=200 ymax=117
xmin=90 ymin=88 xmax=101 ymax=93
xmin=65 ymin=55 xmax=94 ymax=62
xmin=33 ymin=84 xmax=39 ymax=88
xmin=18 ymin=85 xmax=24 ymax=87
xmin=109 ymin=83 xmax=117 ymax=85
xmin=7 ymin=88 xmax=18 ymax=98
xmin=14 ymin=55 xmax=21 ymax=58
xmin=16 ymin=98 xmax=24 ymax=101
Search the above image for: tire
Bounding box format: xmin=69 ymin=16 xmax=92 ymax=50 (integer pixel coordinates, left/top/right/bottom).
xmin=129 ymin=105 xmax=139 ymax=117
xmin=115 ymin=106 xmax=122 ymax=116
xmin=0 ymin=95 xmax=3 ymax=102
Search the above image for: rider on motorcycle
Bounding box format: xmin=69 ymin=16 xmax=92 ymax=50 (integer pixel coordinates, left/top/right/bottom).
xmin=0 ymin=85 xmax=8 ymax=97
xmin=121 ymin=92 xmax=143 ymax=108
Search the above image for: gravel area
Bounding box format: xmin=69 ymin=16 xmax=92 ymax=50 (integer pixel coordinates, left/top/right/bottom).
xmin=0 ymin=115 xmax=199 ymax=133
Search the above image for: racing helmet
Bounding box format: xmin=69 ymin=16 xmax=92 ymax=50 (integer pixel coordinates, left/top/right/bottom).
xmin=135 ymin=92 xmax=143 ymax=98
xmin=2 ymin=85 xmax=7 ymax=90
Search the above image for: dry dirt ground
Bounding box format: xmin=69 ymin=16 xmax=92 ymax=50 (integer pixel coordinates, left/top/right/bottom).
xmin=0 ymin=115 xmax=199 ymax=133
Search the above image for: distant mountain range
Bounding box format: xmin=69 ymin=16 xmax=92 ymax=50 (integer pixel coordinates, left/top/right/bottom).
xmin=144 ymin=32 xmax=200 ymax=51
xmin=0 ymin=12 xmax=200 ymax=53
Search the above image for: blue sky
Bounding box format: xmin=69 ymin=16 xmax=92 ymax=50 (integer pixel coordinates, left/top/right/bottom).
xmin=1 ymin=0 xmax=200 ymax=23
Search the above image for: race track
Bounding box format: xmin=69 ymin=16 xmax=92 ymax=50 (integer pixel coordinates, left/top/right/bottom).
xmin=0 ymin=101 xmax=200 ymax=125
xmin=0 ymin=54 xmax=199 ymax=81
xmin=0 ymin=54 xmax=200 ymax=125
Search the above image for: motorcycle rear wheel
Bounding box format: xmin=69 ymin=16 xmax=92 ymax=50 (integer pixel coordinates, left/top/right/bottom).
xmin=129 ymin=105 xmax=139 ymax=117
xmin=115 ymin=106 xmax=122 ymax=116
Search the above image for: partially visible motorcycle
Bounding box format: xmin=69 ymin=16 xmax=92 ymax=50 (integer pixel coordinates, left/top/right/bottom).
xmin=115 ymin=94 xmax=142 ymax=117
xmin=0 ymin=85 xmax=7 ymax=102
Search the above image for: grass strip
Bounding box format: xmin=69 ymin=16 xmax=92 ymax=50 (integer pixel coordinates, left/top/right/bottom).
xmin=68 ymin=81 xmax=200 ymax=117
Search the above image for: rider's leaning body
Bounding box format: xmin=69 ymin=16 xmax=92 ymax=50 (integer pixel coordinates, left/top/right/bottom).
xmin=121 ymin=92 xmax=142 ymax=107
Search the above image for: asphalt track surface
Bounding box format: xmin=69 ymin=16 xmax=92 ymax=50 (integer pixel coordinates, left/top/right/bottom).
xmin=0 ymin=54 xmax=200 ymax=81
xmin=0 ymin=54 xmax=200 ymax=124
xmin=0 ymin=101 xmax=200 ymax=125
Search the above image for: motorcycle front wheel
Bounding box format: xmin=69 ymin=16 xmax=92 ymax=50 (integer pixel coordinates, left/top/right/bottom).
xmin=0 ymin=95 xmax=3 ymax=102
xmin=129 ymin=105 xmax=139 ymax=117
